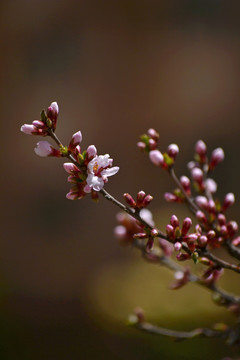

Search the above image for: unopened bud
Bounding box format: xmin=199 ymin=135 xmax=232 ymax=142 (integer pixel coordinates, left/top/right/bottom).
xmin=223 ymin=193 xmax=235 ymax=211
xmin=166 ymin=224 xmax=175 ymax=239
xmin=205 ymin=178 xmax=217 ymax=193
xmin=196 ymin=210 xmax=207 ymax=225
xmin=176 ymin=253 xmax=191 ymax=261
xmin=147 ymin=128 xmax=159 ymax=141
xmin=170 ymin=215 xmax=179 ymax=228
xmin=123 ymin=193 xmax=136 ymax=208
xmin=142 ymin=194 xmax=153 ymax=207
xmin=195 ymin=196 xmax=208 ymax=210
xmin=208 ymin=199 xmax=216 ymax=213
xmin=167 ymin=144 xmax=179 ymax=159
xmin=148 ymin=138 xmax=157 ymax=150
xmin=149 ymin=150 xmax=165 ymax=167
xmin=136 ymin=191 xmax=146 ymax=207
xmin=86 ymin=145 xmax=97 ymax=159
xmin=191 ymin=167 xmax=203 ymax=183
xmin=207 ymin=230 xmax=216 ymax=240
xmin=195 ymin=140 xmax=207 ymax=157
xmin=232 ymin=237 xmax=240 ymax=247
xmin=220 ymin=225 xmax=228 ymax=236
xmin=180 ymin=176 xmax=191 ymax=194
xmin=137 ymin=141 xmax=146 ymax=150
xmin=198 ymin=235 xmax=208 ymax=247
xmin=164 ymin=192 xmax=178 ymax=202
xmin=227 ymin=221 xmax=238 ymax=237
xmin=217 ymin=213 xmax=226 ymax=225
xmin=174 ymin=241 xmax=182 ymax=251
xmin=209 ymin=147 xmax=225 ymax=169
xmin=182 ymin=217 xmax=192 ymax=236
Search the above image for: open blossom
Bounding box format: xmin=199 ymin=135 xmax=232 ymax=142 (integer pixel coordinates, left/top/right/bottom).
xmin=86 ymin=154 xmax=119 ymax=191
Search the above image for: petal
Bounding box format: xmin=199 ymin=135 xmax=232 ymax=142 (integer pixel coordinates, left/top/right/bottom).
xmin=101 ymin=166 xmax=119 ymax=177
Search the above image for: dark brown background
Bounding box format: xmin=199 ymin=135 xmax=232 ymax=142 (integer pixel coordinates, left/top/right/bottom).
xmin=1 ymin=1 xmax=240 ymax=359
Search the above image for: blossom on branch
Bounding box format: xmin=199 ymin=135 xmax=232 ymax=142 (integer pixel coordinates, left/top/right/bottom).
xmin=86 ymin=154 xmax=119 ymax=192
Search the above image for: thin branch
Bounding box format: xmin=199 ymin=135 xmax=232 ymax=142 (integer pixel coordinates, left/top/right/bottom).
xmin=135 ymin=321 xmax=229 ymax=340
xmin=225 ymin=240 xmax=240 ymax=262
xmin=200 ymin=250 xmax=240 ymax=274
xmin=169 ymin=167 xmax=200 ymax=214
xmin=134 ymin=240 xmax=240 ymax=305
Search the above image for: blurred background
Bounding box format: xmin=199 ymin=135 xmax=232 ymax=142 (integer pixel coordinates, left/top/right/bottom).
xmin=1 ymin=0 xmax=240 ymax=359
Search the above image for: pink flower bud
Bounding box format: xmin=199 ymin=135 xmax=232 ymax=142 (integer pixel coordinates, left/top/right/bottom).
xmin=220 ymin=225 xmax=228 ymax=236
xmin=170 ymin=215 xmax=179 ymax=228
xmin=195 ymin=140 xmax=207 ymax=156
xmin=217 ymin=213 xmax=226 ymax=225
xmin=187 ymin=161 xmax=197 ymax=170
xmin=21 ymin=124 xmax=37 ymax=135
xmin=209 ymin=147 xmax=225 ymax=169
xmin=72 ymin=131 xmax=82 ymax=145
xmin=63 ymin=162 xmax=79 ymax=173
xmin=182 ymin=217 xmax=192 ymax=236
xmin=232 ymin=237 xmax=240 ymax=247
xmin=148 ymin=138 xmax=157 ymax=150
xmin=223 ymin=193 xmax=235 ymax=211
xmin=167 ymin=144 xmax=179 ymax=159
xmin=68 ymin=131 xmax=83 ymax=152
xmin=186 ymin=233 xmax=198 ymax=242
xmin=66 ymin=191 xmax=78 ymax=200
xmin=195 ymin=224 xmax=202 ymax=235
xmin=174 ymin=242 xmax=182 ymax=251
xmin=208 ymin=199 xmax=216 ymax=213
xmin=207 ymin=230 xmax=216 ymax=240
xmin=34 ymin=141 xmax=52 ymax=157
xmin=196 ymin=210 xmax=207 ymax=224
xmin=114 ymin=225 xmax=127 ymax=239
xmin=180 ymin=176 xmax=191 ymax=194
xmin=149 ymin=150 xmax=165 ymax=167
xmin=197 ymin=235 xmax=208 ymax=247
xmin=176 ymin=253 xmax=191 ymax=261
xmin=47 ymin=101 xmax=59 ymax=120
xmin=166 ymin=224 xmax=175 ymax=239
xmin=191 ymin=167 xmax=203 ymax=183
xmin=227 ymin=221 xmax=238 ymax=237
xmin=164 ymin=192 xmax=178 ymax=202
xmin=147 ymin=128 xmax=159 ymax=141
xmin=137 ymin=141 xmax=146 ymax=150
xmin=86 ymin=145 xmax=97 ymax=159
xmin=195 ymin=196 xmax=208 ymax=209
xmin=205 ymin=178 xmax=217 ymax=193
xmin=142 ymin=195 xmax=153 ymax=207
xmin=136 ymin=191 xmax=146 ymax=205
xmin=32 ymin=120 xmax=45 ymax=128
xmin=123 ymin=193 xmax=136 ymax=208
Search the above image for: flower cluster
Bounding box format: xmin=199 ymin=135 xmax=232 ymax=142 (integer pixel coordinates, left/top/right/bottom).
xmin=64 ymin=149 xmax=119 ymax=200
xmin=21 ymin=101 xmax=119 ymax=200
xmin=21 ymin=101 xmax=59 ymax=135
